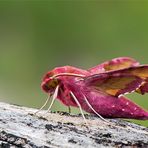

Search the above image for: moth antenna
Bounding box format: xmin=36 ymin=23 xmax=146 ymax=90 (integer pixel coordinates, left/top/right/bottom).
xmin=34 ymin=94 xmax=51 ymax=115
xmin=70 ymin=91 xmax=88 ymax=126
xmin=52 ymin=73 xmax=85 ymax=79
xmin=47 ymin=85 xmax=59 ymax=112
xmin=82 ymin=94 xmax=110 ymax=123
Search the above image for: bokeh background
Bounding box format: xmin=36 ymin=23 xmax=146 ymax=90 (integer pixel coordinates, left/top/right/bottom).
xmin=0 ymin=1 xmax=148 ymax=126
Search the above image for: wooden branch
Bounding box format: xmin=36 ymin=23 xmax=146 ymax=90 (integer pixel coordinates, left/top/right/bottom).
xmin=0 ymin=102 xmax=147 ymax=148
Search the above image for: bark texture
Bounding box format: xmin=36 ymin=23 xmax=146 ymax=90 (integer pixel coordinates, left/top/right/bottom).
xmin=0 ymin=102 xmax=147 ymax=148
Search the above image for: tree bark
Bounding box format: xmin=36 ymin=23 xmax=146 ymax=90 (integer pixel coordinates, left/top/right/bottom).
xmin=0 ymin=102 xmax=147 ymax=148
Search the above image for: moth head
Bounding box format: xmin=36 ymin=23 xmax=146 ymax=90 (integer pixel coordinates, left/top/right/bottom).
xmin=41 ymin=66 xmax=86 ymax=94
xmin=41 ymin=71 xmax=59 ymax=94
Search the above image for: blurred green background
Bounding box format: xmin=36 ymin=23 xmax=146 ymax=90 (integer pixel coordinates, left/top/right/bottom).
xmin=0 ymin=1 xmax=148 ymax=126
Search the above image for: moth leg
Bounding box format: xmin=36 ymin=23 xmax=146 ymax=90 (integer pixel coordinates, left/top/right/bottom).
xmin=34 ymin=94 xmax=51 ymax=115
xmin=70 ymin=91 xmax=88 ymax=126
xmin=68 ymin=106 xmax=71 ymax=114
xmin=83 ymin=94 xmax=110 ymax=123
xmin=46 ymin=85 xmax=59 ymax=113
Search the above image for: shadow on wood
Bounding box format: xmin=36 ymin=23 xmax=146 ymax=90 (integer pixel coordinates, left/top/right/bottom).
xmin=0 ymin=102 xmax=147 ymax=148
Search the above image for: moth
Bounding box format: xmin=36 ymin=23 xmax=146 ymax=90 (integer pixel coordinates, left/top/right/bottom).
xmin=39 ymin=57 xmax=148 ymax=121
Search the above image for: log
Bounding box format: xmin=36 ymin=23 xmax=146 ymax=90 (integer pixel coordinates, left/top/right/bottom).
xmin=0 ymin=102 xmax=147 ymax=148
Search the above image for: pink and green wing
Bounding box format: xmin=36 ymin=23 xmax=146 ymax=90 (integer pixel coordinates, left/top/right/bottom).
xmin=88 ymin=57 xmax=139 ymax=74
xmin=84 ymin=73 xmax=143 ymax=97
xmin=85 ymin=65 xmax=148 ymax=97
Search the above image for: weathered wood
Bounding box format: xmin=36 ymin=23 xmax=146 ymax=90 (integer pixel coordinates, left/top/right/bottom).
xmin=0 ymin=102 xmax=147 ymax=148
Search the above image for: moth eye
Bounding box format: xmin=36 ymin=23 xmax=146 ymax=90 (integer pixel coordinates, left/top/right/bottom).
xmin=42 ymin=78 xmax=59 ymax=93
xmin=47 ymin=79 xmax=59 ymax=89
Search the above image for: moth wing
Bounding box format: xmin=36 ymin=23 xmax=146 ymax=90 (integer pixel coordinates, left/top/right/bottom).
xmin=84 ymin=65 xmax=148 ymax=97
xmin=108 ymin=65 xmax=148 ymax=79
xmin=88 ymin=57 xmax=139 ymax=74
